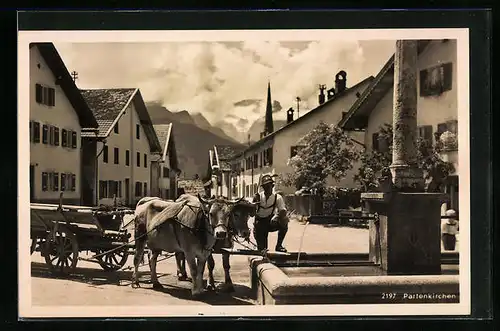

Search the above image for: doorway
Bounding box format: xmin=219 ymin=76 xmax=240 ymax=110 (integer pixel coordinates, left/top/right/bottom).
xmin=30 ymin=164 xmax=35 ymax=201
xmin=124 ymin=178 xmax=130 ymax=207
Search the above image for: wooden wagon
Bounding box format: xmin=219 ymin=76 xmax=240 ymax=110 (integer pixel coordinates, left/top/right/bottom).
xmin=30 ymin=197 xmax=135 ymax=275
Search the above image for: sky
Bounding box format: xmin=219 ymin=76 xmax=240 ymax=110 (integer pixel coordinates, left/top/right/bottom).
xmin=55 ymin=40 xmax=396 ymax=132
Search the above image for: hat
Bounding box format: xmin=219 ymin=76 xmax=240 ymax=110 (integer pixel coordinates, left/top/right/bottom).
xmin=445 ymin=209 xmax=457 ymax=217
xmin=261 ymin=174 xmax=274 ymax=186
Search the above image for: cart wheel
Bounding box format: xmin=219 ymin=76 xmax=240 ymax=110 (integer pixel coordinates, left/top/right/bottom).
xmin=96 ymin=246 xmax=129 ymax=271
xmin=44 ymin=227 xmax=79 ymax=275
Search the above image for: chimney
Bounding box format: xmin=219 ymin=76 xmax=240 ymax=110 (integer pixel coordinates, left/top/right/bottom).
xmin=264 ymin=81 xmax=274 ymax=135
xmin=318 ymin=84 xmax=326 ymax=105
xmin=327 ymin=87 xmax=336 ymax=100
xmin=287 ymin=107 xmax=294 ymax=124
xmin=335 ymin=70 xmax=347 ymax=93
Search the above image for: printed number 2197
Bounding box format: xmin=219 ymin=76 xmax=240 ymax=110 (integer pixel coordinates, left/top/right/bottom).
xmin=381 ymin=293 xmax=397 ymax=300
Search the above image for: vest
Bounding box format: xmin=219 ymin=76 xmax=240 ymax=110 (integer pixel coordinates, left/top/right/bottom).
xmin=256 ymin=192 xmax=277 ymax=219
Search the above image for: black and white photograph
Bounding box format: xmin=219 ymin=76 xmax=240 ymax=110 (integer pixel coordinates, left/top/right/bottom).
xmin=18 ymin=27 xmax=470 ymax=318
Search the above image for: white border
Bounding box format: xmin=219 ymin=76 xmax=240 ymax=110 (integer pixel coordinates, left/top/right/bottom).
xmin=18 ymin=28 xmax=470 ymax=318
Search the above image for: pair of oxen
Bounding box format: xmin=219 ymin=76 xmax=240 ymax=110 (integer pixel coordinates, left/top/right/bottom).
xmin=131 ymin=193 xmax=257 ymax=298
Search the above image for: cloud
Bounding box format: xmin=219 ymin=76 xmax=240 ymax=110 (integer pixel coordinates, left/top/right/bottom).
xmin=54 ymin=39 xmax=395 ymax=130
xmin=272 ymin=100 xmax=282 ymax=113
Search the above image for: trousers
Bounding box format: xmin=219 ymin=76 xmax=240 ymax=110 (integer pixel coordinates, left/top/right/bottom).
xmin=253 ymin=215 xmax=288 ymax=251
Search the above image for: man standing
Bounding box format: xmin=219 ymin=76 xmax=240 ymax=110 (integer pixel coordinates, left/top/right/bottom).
xmin=252 ymin=174 xmax=289 ymax=252
xmin=203 ymin=179 xmax=213 ymax=198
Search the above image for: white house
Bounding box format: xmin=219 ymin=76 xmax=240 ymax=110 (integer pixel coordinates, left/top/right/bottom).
xmin=339 ymin=39 xmax=459 ymax=213
xmin=29 ymin=42 xmax=99 ymax=205
xmin=231 ymin=73 xmax=374 ymax=196
xmin=152 ymin=123 xmax=181 ymax=200
xmin=80 ymin=88 xmax=162 ymax=207
xmin=206 ymin=144 xmax=246 ymax=199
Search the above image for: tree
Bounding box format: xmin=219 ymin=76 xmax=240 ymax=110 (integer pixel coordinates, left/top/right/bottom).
xmin=354 ymin=123 xmax=455 ymax=192
xmin=277 ymin=121 xmax=361 ymax=196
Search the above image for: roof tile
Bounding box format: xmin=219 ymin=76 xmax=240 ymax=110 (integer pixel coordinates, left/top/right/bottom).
xmin=80 ymin=88 xmax=136 ymax=121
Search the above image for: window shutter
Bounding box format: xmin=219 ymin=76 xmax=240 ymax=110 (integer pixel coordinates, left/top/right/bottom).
xmin=61 ymin=173 xmax=66 ymax=191
xmin=42 ymin=172 xmax=48 ymax=191
xmin=419 ymin=69 xmax=429 ymax=97
xmin=114 ymin=148 xmax=119 ymax=164
xmin=48 ymin=88 xmax=55 ymax=106
xmin=29 ymin=122 xmax=32 ymax=142
xmin=33 ymin=122 xmax=40 ymax=143
xmin=35 ymin=84 xmax=43 ymax=103
xmin=144 ymin=182 xmax=147 ymax=196
xmin=437 ymin=123 xmax=447 ymax=134
xmin=372 ymin=133 xmax=379 ymax=151
xmin=42 ymin=124 xmax=48 ymax=144
xmin=136 ymin=124 xmax=140 ymax=139
xmin=118 ymin=181 xmax=122 ymax=197
xmin=268 ymin=148 xmax=273 ymax=165
xmin=446 ymin=119 xmax=458 ymax=135
xmin=71 ymin=174 xmax=76 ymax=191
xmin=62 ymin=129 xmax=67 ymax=147
xmin=53 ymin=172 xmax=59 ymax=191
xmin=71 ymin=131 xmax=77 ymax=148
xmin=103 ymin=146 xmax=108 ymax=163
xmin=54 ymin=127 xmax=60 ymax=146
xmin=125 ymin=150 xmax=130 ymax=166
xmin=137 ymin=152 xmax=140 ymax=167
xmin=442 ymin=62 xmax=453 ymax=92
xmin=144 ymin=154 xmax=147 ymax=168
xmin=424 ymin=125 xmax=433 ymax=142
xmin=99 ymin=181 xmax=105 ymax=199
xmin=49 ymin=126 xmax=54 ymax=145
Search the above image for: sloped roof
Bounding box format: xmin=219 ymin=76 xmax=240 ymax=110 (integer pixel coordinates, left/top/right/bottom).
xmin=339 ymin=40 xmax=432 ymax=130
xmin=214 ymin=145 xmax=246 ymax=171
xmin=80 ymin=88 xmax=162 ymax=153
xmin=153 ymin=123 xmax=180 ymax=171
xmin=232 ymin=75 xmax=375 ymax=159
xmin=33 ymin=43 xmax=98 ymax=129
xmin=80 ymin=88 xmax=136 ymax=121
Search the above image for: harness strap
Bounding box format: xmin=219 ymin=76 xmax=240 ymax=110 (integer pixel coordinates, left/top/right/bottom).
xmin=256 ymin=193 xmax=277 ymax=218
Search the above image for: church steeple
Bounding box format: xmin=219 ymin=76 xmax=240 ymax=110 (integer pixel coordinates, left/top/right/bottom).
xmin=264 ymin=81 xmax=274 ymax=135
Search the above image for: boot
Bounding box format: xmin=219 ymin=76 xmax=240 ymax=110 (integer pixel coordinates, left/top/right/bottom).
xmin=275 ymin=228 xmax=288 ymax=252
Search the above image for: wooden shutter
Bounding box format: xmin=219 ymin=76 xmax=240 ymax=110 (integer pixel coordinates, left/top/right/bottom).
xmin=423 ymin=125 xmax=433 ymax=142
xmin=35 ymin=84 xmax=43 ymax=103
xmin=42 ymin=125 xmax=48 ymax=144
xmin=71 ymin=131 xmax=77 ymax=148
xmin=61 ymin=173 xmax=66 ymax=191
xmin=62 ymin=129 xmax=68 ymax=147
xmin=103 ymin=146 xmax=108 ymax=163
xmin=372 ymin=133 xmax=380 ymax=151
xmin=33 ymin=122 xmax=40 ymax=143
xmin=137 ymin=152 xmax=140 ymax=167
xmin=48 ymin=126 xmax=54 ymax=145
xmin=419 ymin=69 xmax=428 ymax=97
xmin=446 ymin=119 xmax=458 ymax=134
xmin=54 ymin=127 xmax=60 ymax=146
xmin=437 ymin=123 xmax=447 ymax=134
xmin=71 ymin=174 xmax=76 ymax=191
xmin=144 ymin=154 xmax=147 ymax=168
xmin=136 ymin=124 xmax=140 ymax=139
xmin=125 ymin=150 xmax=130 ymax=166
xmin=442 ymin=62 xmax=453 ymax=92
xmin=53 ymin=172 xmax=59 ymax=191
xmin=42 ymin=172 xmax=48 ymax=191
xmin=99 ymin=181 xmax=105 ymax=199
xmin=114 ymin=148 xmax=119 ymax=164
xmin=268 ymin=148 xmax=273 ymax=165
xmin=29 ymin=121 xmax=32 ymax=142
xmin=118 ymin=181 xmax=122 ymax=197
xmin=144 ymin=182 xmax=147 ymax=196
xmin=47 ymin=88 xmax=55 ymax=106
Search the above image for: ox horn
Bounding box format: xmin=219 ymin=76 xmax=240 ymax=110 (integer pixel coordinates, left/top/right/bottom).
xmin=197 ymin=193 xmax=214 ymax=205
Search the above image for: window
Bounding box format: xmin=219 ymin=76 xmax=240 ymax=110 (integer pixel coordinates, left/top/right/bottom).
xmin=136 ymin=124 xmax=140 ymax=139
xmin=136 ymin=152 xmax=140 ymax=167
xmin=253 ymin=154 xmax=258 ymax=168
xmin=114 ymin=147 xmax=119 ymax=164
xmin=114 ymin=122 xmax=119 ymax=134
xmin=62 ymin=129 xmax=68 ymax=147
xmin=54 ymin=127 xmax=59 ymax=146
xmin=144 ymin=154 xmax=147 ymax=168
xmin=71 ymin=174 xmax=76 ymax=191
xmin=42 ymin=124 xmax=48 ymax=144
xmin=99 ymin=180 xmax=108 ymax=199
xmin=253 ymin=184 xmax=258 ymax=195
xmin=53 ymin=172 xmax=59 ymax=191
xmin=35 ymin=84 xmax=56 ymax=106
xmin=135 ymin=181 xmax=142 ymax=196
xmin=143 ymin=182 xmax=148 ymax=196
xmin=418 ymin=125 xmax=433 ymax=143
xmin=42 ymin=172 xmax=48 ymax=191
xmin=103 ymin=146 xmax=108 ymax=163
xmin=48 ymin=126 xmax=55 ymax=145
xmin=61 ymin=173 xmax=66 ymax=191
xmin=264 ymin=148 xmax=273 ymax=166
xmin=125 ymin=150 xmax=130 ymax=166
xmin=118 ymin=181 xmax=122 ymax=198
xmin=419 ymin=62 xmax=453 ymax=97
xmin=71 ymin=131 xmax=77 ymax=149
xmin=163 ymin=167 xmax=170 ymax=178
xmin=29 ymin=121 xmax=32 ymax=142
xmin=33 ymin=122 xmax=40 ymax=143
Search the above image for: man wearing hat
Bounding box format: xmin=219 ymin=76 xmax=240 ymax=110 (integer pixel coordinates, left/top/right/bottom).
xmin=441 ymin=209 xmax=459 ymax=251
xmin=203 ymin=179 xmax=214 ymax=199
xmin=252 ymin=174 xmax=289 ymax=252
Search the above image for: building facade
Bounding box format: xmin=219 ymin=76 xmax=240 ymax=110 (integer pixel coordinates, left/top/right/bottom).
xmin=339 ymin=39 xmax=459 ymax=212
xmin=152 ymin=123 xmax=181 ymax=200
xmin=29 ymin=43 xmax=98 ymax=205
xmin=231 ymin=73 xmax=374 ymax=197
xmin=81 ymin=88 xmax=162 ymax=207
xmin=206 ymin=145 xmax=245 ymax=199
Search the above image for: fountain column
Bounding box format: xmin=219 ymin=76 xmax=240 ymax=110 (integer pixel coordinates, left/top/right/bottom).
xmin=361 ymin=40 xmax=446 ymax=275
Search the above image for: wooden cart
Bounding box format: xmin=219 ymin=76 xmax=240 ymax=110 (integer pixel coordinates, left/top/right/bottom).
xmin=30 ymin=199 xmax=135 ymax=275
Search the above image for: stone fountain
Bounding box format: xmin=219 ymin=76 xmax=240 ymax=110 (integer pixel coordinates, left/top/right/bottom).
xmin=248 ymin=40 xmax=460 ymax=305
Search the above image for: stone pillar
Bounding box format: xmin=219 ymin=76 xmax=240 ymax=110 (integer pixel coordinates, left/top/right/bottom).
xmin=390 ymin=40 xmax=425 ymax=191
xmin=360 ymin=40 xmax=447 ymax=276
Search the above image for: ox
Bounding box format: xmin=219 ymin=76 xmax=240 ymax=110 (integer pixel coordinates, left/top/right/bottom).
xmin=131 ymin=194 xmax=228 ymax=297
